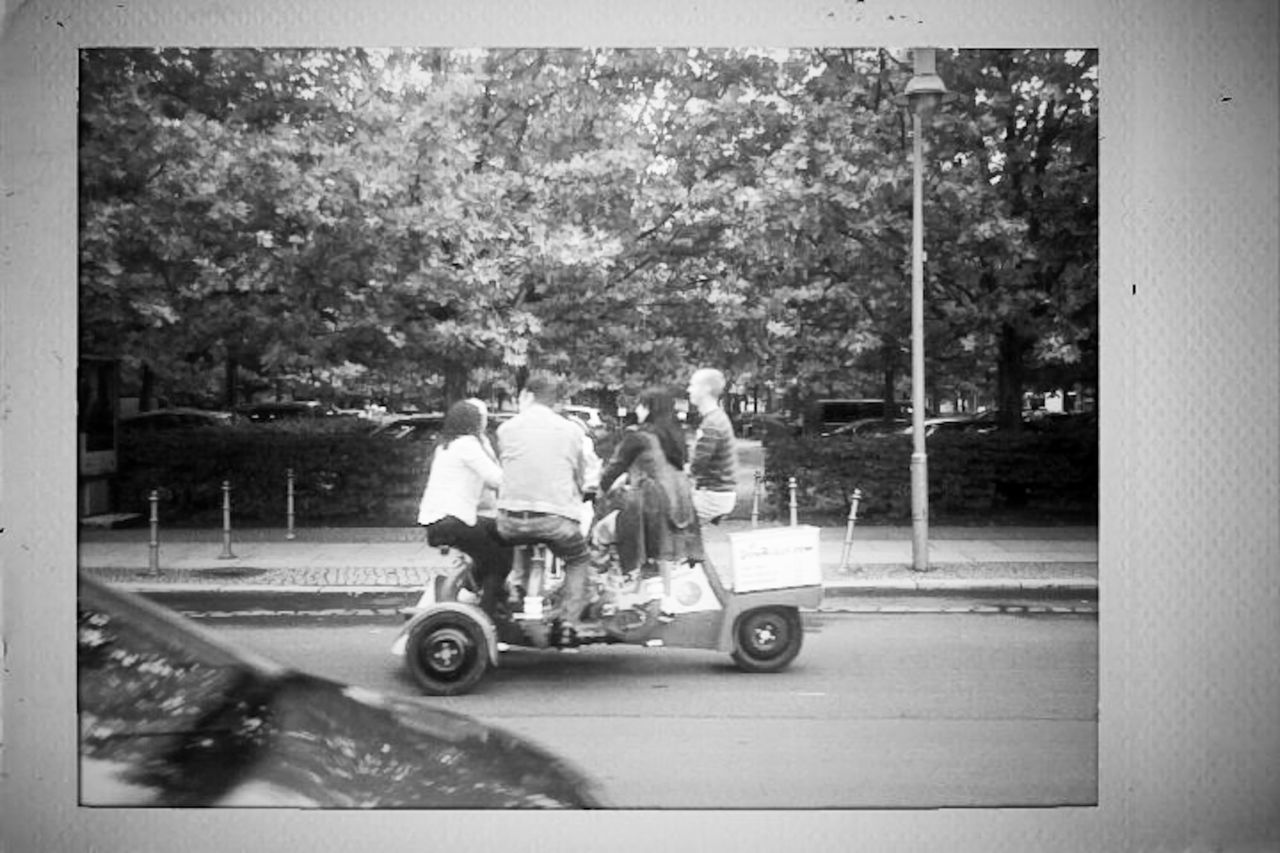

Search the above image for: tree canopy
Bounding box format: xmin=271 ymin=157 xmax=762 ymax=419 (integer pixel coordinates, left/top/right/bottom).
xmin=80 ymin=47 xmax=1097 ymax=420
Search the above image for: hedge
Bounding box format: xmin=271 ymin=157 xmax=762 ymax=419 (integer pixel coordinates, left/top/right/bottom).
xmin=116 ymin=423 xmax=432 ymax=526
xmin=115 ymin=422 xmax=1095 ymax=527
xmin=115 ymin=422 xmax=631 ymax=527
xmin=761 ymin=429 xmax=1098 ymax=523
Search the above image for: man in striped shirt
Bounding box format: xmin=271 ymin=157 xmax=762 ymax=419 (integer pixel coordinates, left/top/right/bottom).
xmin=686 ymin=368 xmax=738 ymax=524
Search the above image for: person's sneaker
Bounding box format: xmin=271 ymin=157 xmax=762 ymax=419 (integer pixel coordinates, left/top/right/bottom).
xmin=657 ymin=596 xmax=679 ymax=622
xmin=550 ymin=621 xmax=580 ymax=647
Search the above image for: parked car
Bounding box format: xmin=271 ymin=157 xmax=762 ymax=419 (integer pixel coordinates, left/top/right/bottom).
xmin=560 ymin=405 xmax=608 ymax=439
xmin=922 ymin=411 xmax=1002 ymax=435
xmin=735 ymin=411 xmax=790 ymax=439
xmin=77 ymin=573 xmax=605 ymax=808
xmin=488 ymin=411 xmax=517 ymax=430
xmin=819 ymin=417 xmax=912 ymax=439
xmin=743 ymin=412 xmax=802 ymax=438
xmin=819 ymin=411 xmax=1001 ymax=439
xmin=119 ymin=408 xmax=233 ymax=433
xmin=369 ymin=413 xmax=448 ymax=442
xmin=234 ymin=401 xmax=334 ymax=422
xmin=806 ymin=398 xmax=906 ymax=434
xmin=1021 ymin=409 xmax=1098 ymax=435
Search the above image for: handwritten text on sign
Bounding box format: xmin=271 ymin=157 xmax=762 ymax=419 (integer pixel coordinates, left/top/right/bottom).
xmin=727 ymin=525 xmax=822 ymax=592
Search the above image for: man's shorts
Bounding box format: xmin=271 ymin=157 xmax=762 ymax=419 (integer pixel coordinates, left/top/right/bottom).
xmin=692 ymin=489 xmax=737 ymax=524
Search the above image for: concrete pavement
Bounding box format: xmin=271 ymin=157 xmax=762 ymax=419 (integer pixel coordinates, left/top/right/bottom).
xmin=78 ymin=521 xmax=1098 ymax=600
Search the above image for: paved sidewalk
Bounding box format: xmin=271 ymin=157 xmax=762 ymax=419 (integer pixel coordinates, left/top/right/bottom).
xmin=78 ymin=522 xmax=1098 ymax=597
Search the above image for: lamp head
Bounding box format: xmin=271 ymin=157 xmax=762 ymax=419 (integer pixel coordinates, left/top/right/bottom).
xmin=893 ymin=47 xmax=957 ymax=116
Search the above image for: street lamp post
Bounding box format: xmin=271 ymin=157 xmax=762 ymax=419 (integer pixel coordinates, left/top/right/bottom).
xmin=896 ymin=48 xmax=953 ymax=572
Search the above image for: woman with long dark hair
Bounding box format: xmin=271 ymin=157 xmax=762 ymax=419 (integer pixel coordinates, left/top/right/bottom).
xmin=417 ymin=399 xmax=513 ymax=612
xmin=598 ymin=387 xmax=703 ymax=587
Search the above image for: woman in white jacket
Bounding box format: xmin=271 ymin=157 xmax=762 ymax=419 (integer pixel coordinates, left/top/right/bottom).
xmin=417 ymin=400 xmax=511 ymax=612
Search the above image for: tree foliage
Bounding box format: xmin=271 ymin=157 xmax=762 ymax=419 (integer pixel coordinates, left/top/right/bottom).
xmin=79 ymin=47 xmax=1097 ymax=416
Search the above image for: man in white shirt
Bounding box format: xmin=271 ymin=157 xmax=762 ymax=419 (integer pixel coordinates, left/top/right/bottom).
xmin=495 ymin=375 xmax=594 ymax=641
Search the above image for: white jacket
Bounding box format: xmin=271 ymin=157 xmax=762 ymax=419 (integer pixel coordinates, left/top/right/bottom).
xmin=417 ymin=435 xmax=504 ymax=527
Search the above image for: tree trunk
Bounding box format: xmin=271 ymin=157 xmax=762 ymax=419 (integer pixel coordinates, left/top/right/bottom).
xmin=139 ymin=363 xmax=154 ymax=412
xmin=223 ymin=354 xmax=239 ymax=410
xmin=996 ymin=323 xmax=1028 ymax=431
xmin=443 ymin=361 xmax=469 ymax=407
xmin=881 ymin=344 xmax=897 ymax=419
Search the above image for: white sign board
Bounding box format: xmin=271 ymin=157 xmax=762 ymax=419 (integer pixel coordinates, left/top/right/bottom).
xmin=726 ymin=525 xmax=822 ymax=592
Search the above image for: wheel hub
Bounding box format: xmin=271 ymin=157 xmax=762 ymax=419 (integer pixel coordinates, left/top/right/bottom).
xmin=752 ymin=622 xmax=779 ymax=648
xmin=425 ymin=628 xmax=470 ymax=674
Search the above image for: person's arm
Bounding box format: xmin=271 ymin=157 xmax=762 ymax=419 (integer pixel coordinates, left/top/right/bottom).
xmin=461 ymin=436 xmax=504 ymax=490
xmin=581 ymin=436 xmax=602 ymax=497
xmin=598 ymin=429 xmax=645 ymax=493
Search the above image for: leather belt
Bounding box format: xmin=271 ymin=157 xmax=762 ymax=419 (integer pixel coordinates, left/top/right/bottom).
xmin=502 ymin=510 xmax=552 ymax=519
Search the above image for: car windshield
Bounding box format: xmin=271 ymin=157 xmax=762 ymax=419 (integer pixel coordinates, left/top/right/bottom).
xmin=78 ymin=579 xmax=279 ymax=806
xmin=77 ymin=577 xmax=603 ymax=808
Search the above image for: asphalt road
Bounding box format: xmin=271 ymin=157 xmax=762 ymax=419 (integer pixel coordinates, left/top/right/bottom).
xmin=211 ymin=611 xmax=1098 ymax=809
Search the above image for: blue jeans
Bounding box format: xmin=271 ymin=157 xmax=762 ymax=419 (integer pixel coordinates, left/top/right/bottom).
xmin=496 ymin=511 xmax=592 ymax=627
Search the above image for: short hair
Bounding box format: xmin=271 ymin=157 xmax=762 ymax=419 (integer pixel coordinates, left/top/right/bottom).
xmin=522 ymin=374 xmax=561 ymax=406
xmin=692 ymin=368 xmax=726 ymax=399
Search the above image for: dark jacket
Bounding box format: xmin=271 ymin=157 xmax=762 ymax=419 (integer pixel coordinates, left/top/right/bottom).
xmin=599 ymin=427 xmax=703 ymax=569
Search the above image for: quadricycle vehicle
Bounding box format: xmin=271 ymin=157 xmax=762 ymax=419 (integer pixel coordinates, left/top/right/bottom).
xmin=391 ymin=521 xmax=825 ymax=696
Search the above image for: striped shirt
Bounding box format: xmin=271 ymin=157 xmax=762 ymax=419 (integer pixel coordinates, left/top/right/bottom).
xmin=690 ymin=407 xmax=737 ymax=492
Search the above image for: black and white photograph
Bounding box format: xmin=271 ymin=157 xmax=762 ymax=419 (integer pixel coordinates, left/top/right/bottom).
xmin=74 ymin=46 xmax=1099 ymax=809
xmin=3 ymin=0 xmax=1277 ymax=849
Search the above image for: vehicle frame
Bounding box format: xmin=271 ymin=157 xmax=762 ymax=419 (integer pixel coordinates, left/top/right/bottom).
xmin=391 ymin=538 xmax=822 ymax=696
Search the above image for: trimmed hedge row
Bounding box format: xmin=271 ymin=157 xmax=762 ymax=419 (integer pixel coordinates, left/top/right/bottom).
xmin=116 ymin=423 xmax=1096 ymax=527
xmin=761 ymin=430 xmax=1098 ymax=523
xmin=116 ymin=422 xmax=629 ymax=527
xmin=116 ymin=426 xmax=433 ymax=525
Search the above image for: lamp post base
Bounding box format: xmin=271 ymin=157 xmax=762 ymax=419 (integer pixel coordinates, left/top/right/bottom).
xmin=910 ymin=452 xmax=929 ymax=572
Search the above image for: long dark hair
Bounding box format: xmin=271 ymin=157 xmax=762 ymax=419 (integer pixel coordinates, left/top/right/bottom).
xmin=637 ymin=387 xmax=686 ymax=468
xmin=438 ymin=400 xmax=483 ymax=450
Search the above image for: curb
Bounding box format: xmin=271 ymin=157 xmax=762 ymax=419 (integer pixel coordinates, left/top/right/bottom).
xmin=823 ymin=579 xmax=1097 ymax=596
xmin=113 ymin=580 xmax=1098 ymax=615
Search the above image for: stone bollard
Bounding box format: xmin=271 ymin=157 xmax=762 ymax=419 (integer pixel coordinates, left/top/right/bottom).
xmin=788 ymin=476 xmax=798 ymax=527
xmin=147 ymin=489 xmax=161 ymax=575
xmin=838 ymin=488 xmax=864 ymax=574
xmin=286 ymin=468 xmax=296 ymax=540
xmin=218 ymin=480 xmax=236 ymax=559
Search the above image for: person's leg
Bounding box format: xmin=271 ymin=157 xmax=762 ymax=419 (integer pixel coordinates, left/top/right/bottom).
xmin=432 ymin=516 xmax=511 ymax=610
xmin=530 ymin=515 xmax=593 ymax=628
xmin=614 ymin=491 xmax=645 ymax=573
xmin=470 ymin=516 xmax=515 ymax=611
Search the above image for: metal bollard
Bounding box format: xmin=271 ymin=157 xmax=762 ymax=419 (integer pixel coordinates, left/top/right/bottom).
xmin=218 ymin=480 xmax=236 ymax=559
xmin=788 ymin=476 xmax=798 ymax=527
xmin=751 ymin=471 xmax=762 ymax=529
xmin=286 ymin=468 xmax=296 ymax=540
xmin=838 ymin=488 xmax=864 ymax=573
xmin=147 ymin=489 xmax=161 ymax=575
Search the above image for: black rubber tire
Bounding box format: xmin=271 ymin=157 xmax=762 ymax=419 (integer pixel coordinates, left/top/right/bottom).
xmin=404 ymin=611 xmax=490 ymax=696
xmin=730 ymin=606 xmax=803 ymax=673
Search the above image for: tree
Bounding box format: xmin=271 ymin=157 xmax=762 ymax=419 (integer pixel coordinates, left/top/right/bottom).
xmin=80 ymin=48 xmax=1097 ymax=417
